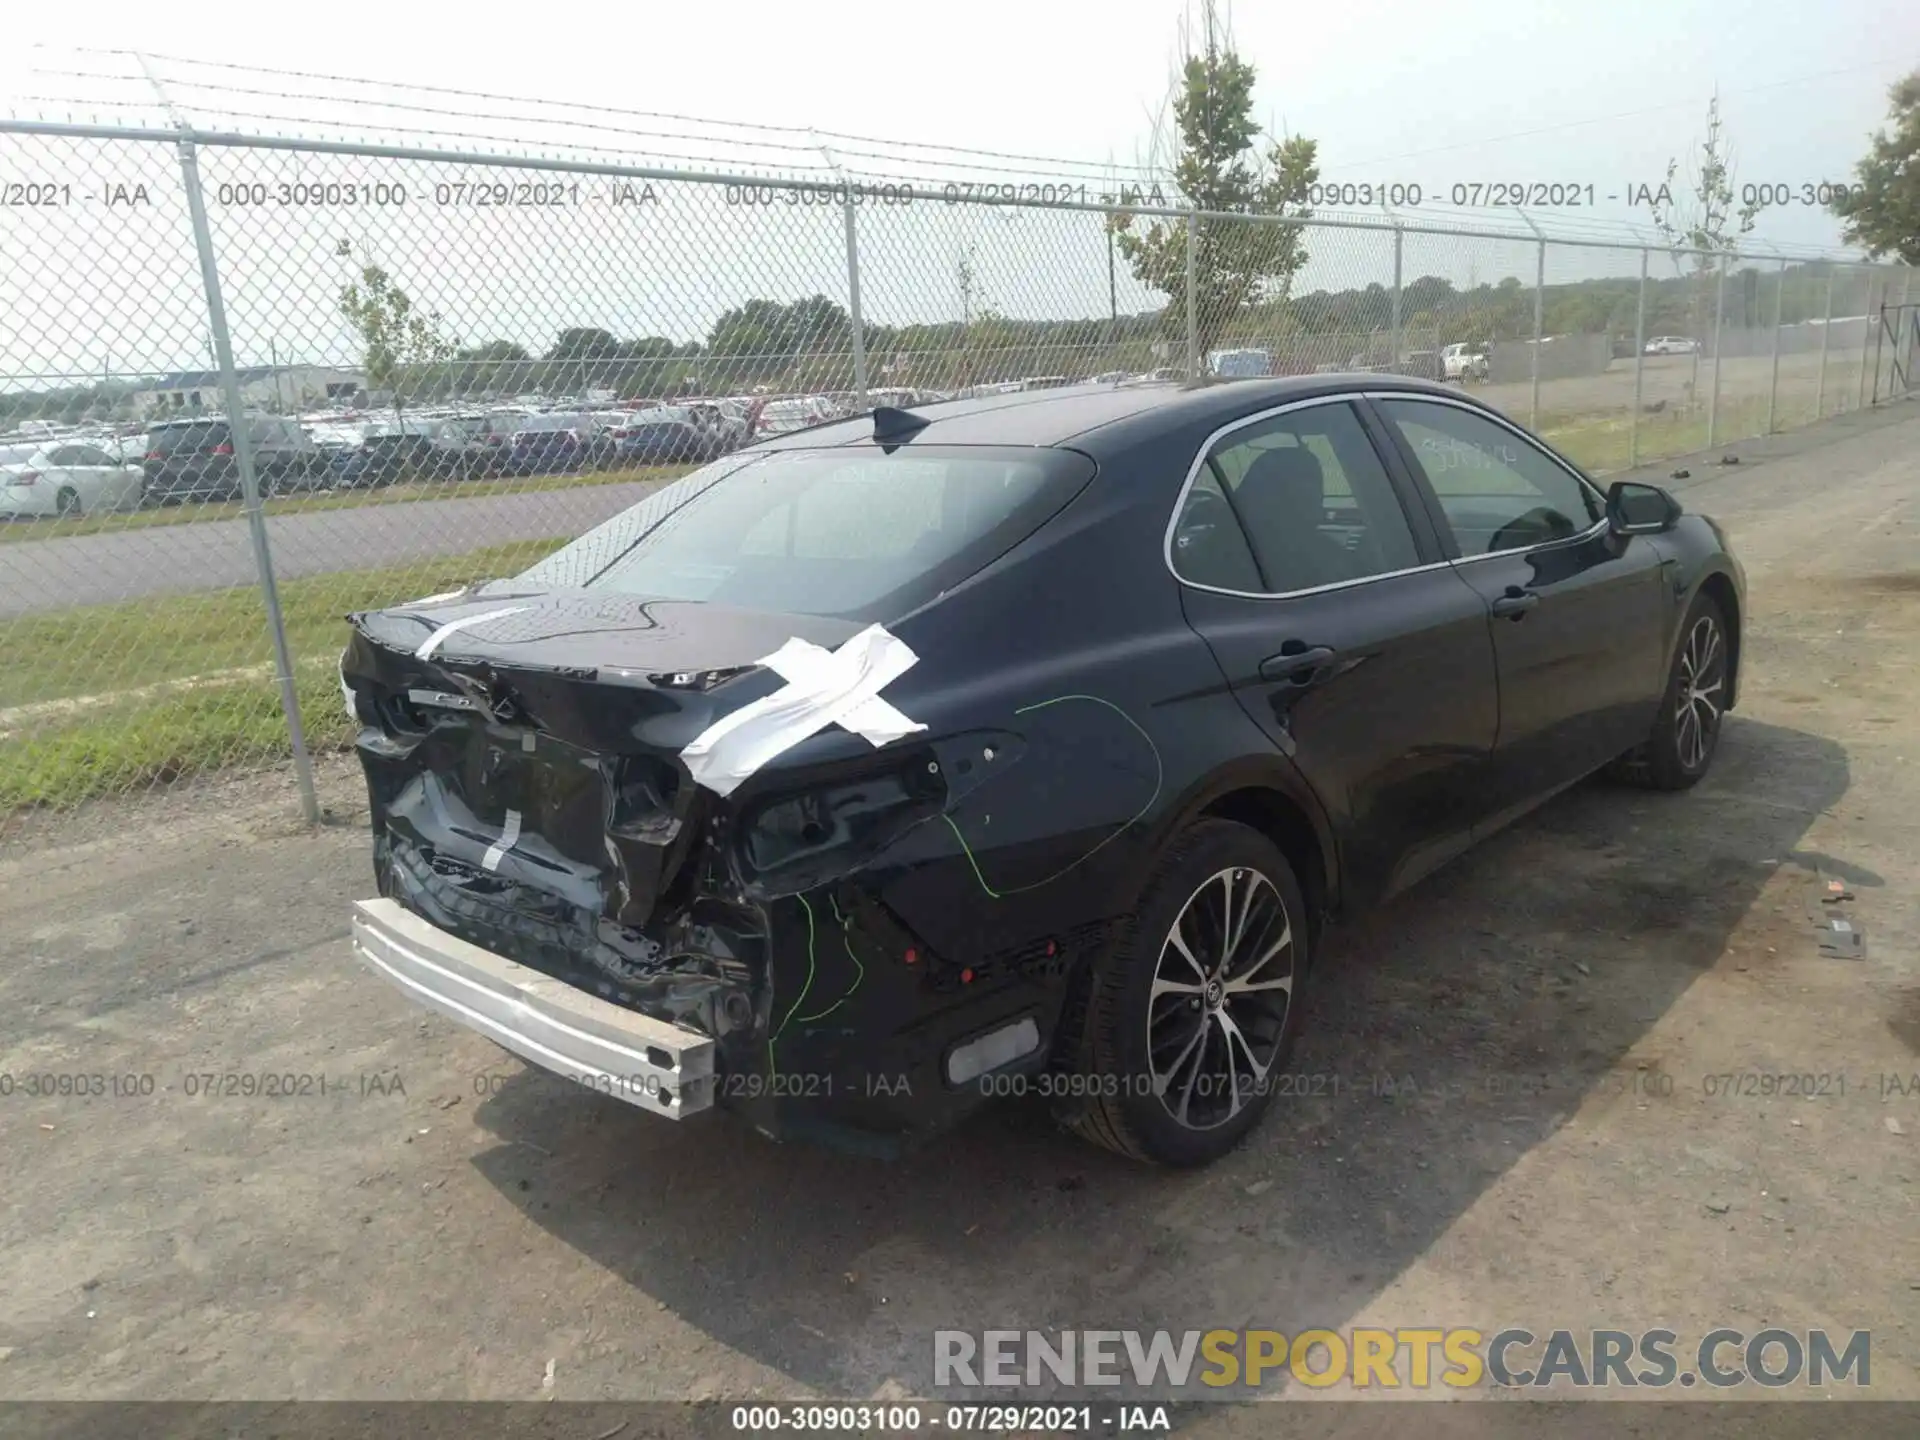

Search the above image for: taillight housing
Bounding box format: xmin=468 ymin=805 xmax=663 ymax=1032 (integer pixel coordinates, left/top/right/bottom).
xmin=13 ymin=470 xmax=40 ymax=486
xmin=144 ymin=450 xmax=164 ymax=462
xmin=212 ymin=441 xmax=235 ymax=456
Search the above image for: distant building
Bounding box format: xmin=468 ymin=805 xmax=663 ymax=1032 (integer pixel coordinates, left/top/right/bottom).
xmin=130 ymin=366 xmax=365 ymax=417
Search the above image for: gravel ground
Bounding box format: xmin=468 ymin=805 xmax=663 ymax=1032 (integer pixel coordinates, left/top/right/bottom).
xmin=1 ymin=402 xmax=1916 ymax=1422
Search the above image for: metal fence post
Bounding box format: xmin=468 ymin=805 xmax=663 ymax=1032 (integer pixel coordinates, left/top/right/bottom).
xmin=176 ymin=137 xmax=320 ymax=827
xmin=1185 ymin=211 xmax=1200 ymax=379
xmin=1390 ymin=227 xmax=1403 ymax=371
xmin=1858 ymin=270 xmax=1876 ymax=412
xmin=1871 ymin=285 xmax=1886 ymax=406
xmin=1896 ymin=267 xmax=1914 ymax=398
xmin=842 ymin=193 xmax=868 ymax=405
xmin=1766 ymin=258 xmax=1785 ymax=434
xmin=1814 ymin=266 xmax=1834 ymax=418
xmin=1707 ymin=255 xmax=1726 ymax=448
xmin=1630 ymin=248 xmax=1647 ymax=468
xmin=1530 ymin=238 xmax=1545 ymax=429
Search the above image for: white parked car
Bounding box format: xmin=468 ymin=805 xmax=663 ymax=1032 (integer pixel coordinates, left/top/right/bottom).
xmin=0 ymin=440 xmax=146 ymax=518
xmin=1441 ymin=342 xmax=1490 ymax=381
xmin=1645 ymin=335 xmax=1701 ymax=356
xmin=757 ymin=397 xmax=836 ymax=435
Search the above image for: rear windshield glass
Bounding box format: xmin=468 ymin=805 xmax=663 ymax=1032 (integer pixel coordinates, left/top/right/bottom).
xmin=516 ymin=415 xmax=581 ymax=433
xmin=146 ymin=422 xmax=230 ymax=452
xmin=517 ymin=444 xmax=1095 ymax=621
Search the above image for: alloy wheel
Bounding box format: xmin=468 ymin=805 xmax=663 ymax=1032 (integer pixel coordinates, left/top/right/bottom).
xmin=1674 ymin=613 xmax=1725 ymax=771
xmin=1146 ymin=866 xmax=1294 ymax=1131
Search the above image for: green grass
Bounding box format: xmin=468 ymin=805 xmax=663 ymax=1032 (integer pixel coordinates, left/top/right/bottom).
xmin=0 ymin=537 xmax=566 ymax=813
xmin=1538 ymin=410 xmax=1724 ymax=474
xmin=0 ymin=463 xmax=692 ymax=544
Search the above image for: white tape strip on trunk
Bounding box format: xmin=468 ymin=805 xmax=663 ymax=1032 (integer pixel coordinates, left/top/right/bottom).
xmin=416 ymin=605 xmax=531 ymax=660
xmin=680 ymin=623 xmax=927 ymax=797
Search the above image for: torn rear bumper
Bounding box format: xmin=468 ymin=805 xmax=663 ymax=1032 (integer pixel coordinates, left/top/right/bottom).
xmin=351 ymin=896 xmax=716 ymax=1119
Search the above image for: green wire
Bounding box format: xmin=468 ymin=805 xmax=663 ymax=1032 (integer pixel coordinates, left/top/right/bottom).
xmin=793 ymin=896 xmax=865 ymax=1024
xmin=943 ymin=694 xmax=1163 ymax=899
xmin=767 ymin=892 xmax=818 ymax=1081
xmin=769 ymin=696 xmax=1153 ymax=1061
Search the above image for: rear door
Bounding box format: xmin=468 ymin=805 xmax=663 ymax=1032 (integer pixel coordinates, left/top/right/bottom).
xmin=1369 ymin=394 xmax=1670 ymax=824
xmin=1171 ymin=396 xmax=1502 ymax=903
xmin=69 ymin=444 xmax=139 ymax=509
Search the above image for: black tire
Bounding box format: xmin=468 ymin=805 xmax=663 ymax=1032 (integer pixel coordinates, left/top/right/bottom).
xmin=55 ymin=486 xmax=82 ymax=518
xmin=1069 ymin=819 xmax=1309 ymax=1167
xmin=1611 ymin=592 xmax=1730 ymax=791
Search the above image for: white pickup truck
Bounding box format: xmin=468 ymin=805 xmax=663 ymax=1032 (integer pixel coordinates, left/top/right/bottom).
xmin=1441 ymin=342 xmax=1490 ymax=382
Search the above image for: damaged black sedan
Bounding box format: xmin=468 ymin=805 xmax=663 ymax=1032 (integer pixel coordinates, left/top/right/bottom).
xmin=342 ymin=377 xmax=1745 ymax=1167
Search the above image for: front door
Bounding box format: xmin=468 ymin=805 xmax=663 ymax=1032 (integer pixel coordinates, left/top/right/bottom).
xmin=1370 ymin=395 xmax=1671 ymax=823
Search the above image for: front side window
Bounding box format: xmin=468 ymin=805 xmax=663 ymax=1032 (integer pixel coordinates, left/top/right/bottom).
xmin=1377 ymin=398 xmax=1603 ymax=556
xmin=1171 ymin=400 xmax=1420 ymax=593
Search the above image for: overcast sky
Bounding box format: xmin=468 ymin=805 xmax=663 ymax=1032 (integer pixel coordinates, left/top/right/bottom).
xmin=11 ymin=0 xmax=1912 ymax=244
xmin=2 ymin=1 xmax=1915 ymax=380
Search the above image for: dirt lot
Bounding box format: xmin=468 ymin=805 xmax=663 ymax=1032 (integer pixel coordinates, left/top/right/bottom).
xmin=2 ymin=403 xmax=1917 ymax=1417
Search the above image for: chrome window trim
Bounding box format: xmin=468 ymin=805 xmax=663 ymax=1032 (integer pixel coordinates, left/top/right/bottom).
xmin=1160 ymin=392 xmax=1454 ymax=600
xmin=1161 ymin=389 xmax=1610 ymax=601
xmin=1361 ymin=388 xmax=1610 ymax=533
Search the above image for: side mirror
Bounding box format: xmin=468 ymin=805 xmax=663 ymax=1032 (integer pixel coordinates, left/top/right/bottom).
xmin=1607 ymin=480 xmax=1681 ymax=536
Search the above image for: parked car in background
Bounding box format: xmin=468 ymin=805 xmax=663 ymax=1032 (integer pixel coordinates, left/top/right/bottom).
xmin=428 ymin=413 xmax=518 ymax=479
xmin=680 ymin=402 xmax=743 ymax=456
xmin=608 ymin=406 xmax=717 ymax=465
xmin=339 ymin=420 xmax=442 ymax=488
xmin=142 ymin=416 xmax=320 ymax=503
xmin=757 ymin=396 xmax=838 ymax=435
xmin=504 ymin=412 xmax=610 ymax=476
xmin=1441 ymin=342 xmax=1490 ymax=382
xmin=1209 ymin=348 xmax=1273 ymax=379
xmin=0 ymin=440 xmax=147 ymax=518
xmin=1645 ymin=336 xmax=1701 ymax=356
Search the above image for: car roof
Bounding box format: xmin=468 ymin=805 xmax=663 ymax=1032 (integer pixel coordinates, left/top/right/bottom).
xmin=753 ymin=374 xmax=1475 ymax=451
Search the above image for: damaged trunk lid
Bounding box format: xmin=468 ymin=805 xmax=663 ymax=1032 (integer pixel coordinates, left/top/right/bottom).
xmin=344 ymin=588 xmax=865 ymax=937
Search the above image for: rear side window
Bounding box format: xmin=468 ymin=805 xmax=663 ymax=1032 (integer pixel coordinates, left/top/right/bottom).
xmin=1171 ymin=401 xmax=1420 ymax=594
xmin=519 ymin=444 xmax=1095 ymax=621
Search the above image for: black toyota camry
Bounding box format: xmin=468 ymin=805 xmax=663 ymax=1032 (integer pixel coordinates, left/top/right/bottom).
xmin=340 ymin=376 xmax=1745 ymax=1167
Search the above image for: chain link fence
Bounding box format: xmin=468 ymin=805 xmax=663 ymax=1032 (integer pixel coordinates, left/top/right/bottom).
xmin=1 ymin=120 xmax=1913 ymax=840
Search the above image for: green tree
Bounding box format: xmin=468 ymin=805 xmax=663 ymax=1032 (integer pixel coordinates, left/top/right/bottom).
xmin=545 ymin=327 xmax=625 ymax=394
xmin=453 ymin=340 xmax=532 ymax=396
xmin=1830 ymin=70 xmax=1920 ymax=265
xmin=336 ymin=246 xmax=458 ymax=418
xmin=707 ymin=295 xmax=852 ymax=388
xmin=1647 ymin=92 xmax=1760 ymax=361
xmin=1110 ymin=23 xmax=1320 ymax=362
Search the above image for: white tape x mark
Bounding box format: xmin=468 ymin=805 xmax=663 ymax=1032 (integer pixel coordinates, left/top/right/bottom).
xmin=415 ymin=605 xmax=531 ymax=660
xmin=680 ymin=624 xmax=928 ymax=797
